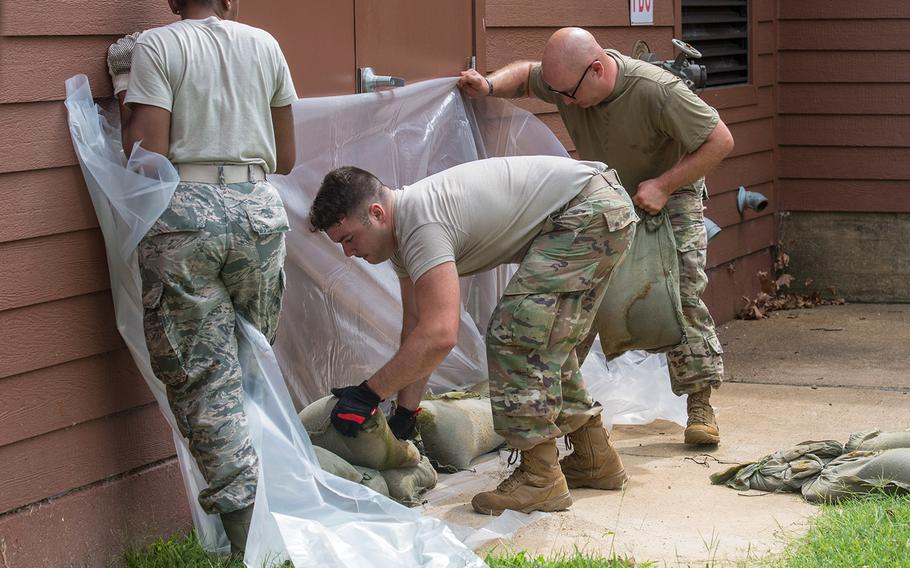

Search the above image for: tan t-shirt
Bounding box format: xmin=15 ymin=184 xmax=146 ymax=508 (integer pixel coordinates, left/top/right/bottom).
xmin=390 ymin=156 xmax=609 ymax=282
xmin=530 ymin=50 xmax=719 ymax=195
xmin=126 ymin=17 xmax=297 ymax=173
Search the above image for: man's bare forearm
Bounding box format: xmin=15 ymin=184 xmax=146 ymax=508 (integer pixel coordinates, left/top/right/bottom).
xmin=657 ymin=121 xmax=734 ymax=194
xmin=487 ymin=61 xmax=536 ymax=99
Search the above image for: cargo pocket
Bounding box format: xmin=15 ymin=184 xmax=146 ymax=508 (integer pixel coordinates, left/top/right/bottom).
xmin=673 ymin=219 xmax=708 ymax=253
xmin=602 ymin=205 xmax=637 ymax=232
xmin=245 ymin=183 xmax=290 ymax=237
xmin=706 ymin=333 xmax=724 ymax=355
xmin=141 ymin=281 xmax=188 ymax=387
xmin=488 ymin=293 xmax=559 ymax=350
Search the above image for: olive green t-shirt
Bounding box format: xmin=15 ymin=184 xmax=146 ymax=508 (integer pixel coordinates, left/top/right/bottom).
xmin=529 ymin=49 xmax=718 ymax=195
xmin=389 ymin=156 xmax=612 ymax=282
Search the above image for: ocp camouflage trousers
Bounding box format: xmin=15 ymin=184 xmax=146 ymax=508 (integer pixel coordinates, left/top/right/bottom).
xmin=664 ymin=183 xmax=724 ymax=395
xmin=139 ymin=179 xmax=288 ymax=514
xmin=487 ymin=172 xmax=637 ymax=450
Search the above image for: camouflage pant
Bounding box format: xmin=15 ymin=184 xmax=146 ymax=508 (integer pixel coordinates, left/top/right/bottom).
xmin=139 ymin=179 xmax=288 ymax=514
xmin=664 ymin=183 xmax=724 ymax=395
xmin=487 ymin=172 xmax=637 ymax=450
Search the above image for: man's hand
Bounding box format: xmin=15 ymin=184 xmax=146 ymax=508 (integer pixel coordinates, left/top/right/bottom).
xmin=633 ymin=178 xmax=672 ymax=215
xmin=457 ymin=69 xmax=490 ymax=98
xmin=107 ymin=32 xmax=141 ymax=95
xmin=330 ymin=381 xmax=383 ymax=437
xmin=387 ymin=405 xmax=421 ymax=440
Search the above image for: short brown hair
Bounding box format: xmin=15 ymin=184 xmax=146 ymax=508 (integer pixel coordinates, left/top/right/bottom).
xmin=309 ymin=166 xmax=385 ymax=231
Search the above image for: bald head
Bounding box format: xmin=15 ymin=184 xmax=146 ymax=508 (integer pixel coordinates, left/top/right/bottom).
xmin=541 ymin=28 xmax=604 ymax=86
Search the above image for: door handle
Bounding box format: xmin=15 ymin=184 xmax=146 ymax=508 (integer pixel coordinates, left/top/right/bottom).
xmin=358 ymin=67 xmax=406 ymax=93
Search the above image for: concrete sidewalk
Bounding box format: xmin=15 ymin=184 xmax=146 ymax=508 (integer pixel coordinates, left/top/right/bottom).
xmin=424 ymin=304 xmax=909 ymax=566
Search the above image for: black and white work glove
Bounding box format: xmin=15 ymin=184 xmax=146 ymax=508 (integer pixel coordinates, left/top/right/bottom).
xmin=330 ymin=381 xmax=383 ymax=437
xmin=387 ymin=405 xmax=421 ymax=440
xmin=107 ymin=32 xmax=141 ymax=95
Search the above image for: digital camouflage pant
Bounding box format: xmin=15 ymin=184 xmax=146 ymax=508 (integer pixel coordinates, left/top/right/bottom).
xmin=139 ymin=179 xmax=288 ymax=514
xmin=487 ymin=172 xmax=637 ymax=450
xmin=663 ymin=182 xmax=724 ymax=395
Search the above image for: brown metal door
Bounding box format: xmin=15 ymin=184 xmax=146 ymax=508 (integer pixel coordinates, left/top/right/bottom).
xmin=354 ymin=0 xmax=475 ymax=91
xmin=241 ymin=1 xmax=477 ymax=96
xmin=240 ymin=2 xmax=356 ymax=96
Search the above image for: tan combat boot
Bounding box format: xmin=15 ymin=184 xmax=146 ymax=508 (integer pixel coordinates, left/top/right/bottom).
xmin=684 ymin=388 xmax=720 ymax=445
xmin=471 ymin=439 xmax=572 ymax=515
xmin=560 ymin=414 xmax=629 ymax=490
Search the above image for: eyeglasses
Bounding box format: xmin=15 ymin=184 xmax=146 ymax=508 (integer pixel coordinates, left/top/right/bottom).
xmin=547 ymin=60 xmax=596 ymax=100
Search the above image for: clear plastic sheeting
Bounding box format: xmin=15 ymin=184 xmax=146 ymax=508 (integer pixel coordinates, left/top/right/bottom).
xmin=65 ymin=73 xmax=483 ymax=567
xmin=269 ymin=79 xmax=569 ymax=406
xmin=66 ymin=70 xmax=683 ymax=568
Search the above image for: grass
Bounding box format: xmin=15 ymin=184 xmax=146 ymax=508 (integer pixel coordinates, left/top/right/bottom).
xmin=485 ymin=551 xmax=648 ymax=567
xmin=772 ymin=492 xmax=910 ymax=568
xmin=123 ymin=532 xmax=244 ymax=568
xmin=122 ymin=493 xmax=910 ymax=567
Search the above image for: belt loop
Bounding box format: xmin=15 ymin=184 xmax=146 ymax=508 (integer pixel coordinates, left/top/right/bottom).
xmin=247 ymin=164 xmax=253 ymax=183
xmin=217 ymin=163 xmax=225 ymax=186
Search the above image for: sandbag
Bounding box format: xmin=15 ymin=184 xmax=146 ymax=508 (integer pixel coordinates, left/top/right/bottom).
xmin=710 ymin=440 xmax=845 ymax=492
xmin=381 ymin=456 xmax=439 ymax=507
xmin=355 ymin=466 xmax=391 ymax=498
xmin=299 ymin=395 xmax=421 ymax=471
xmin=802 ymin=448 xmax=910 ymax=503
xmin=417 ymin=393 xmax=505 ymax=471
xmin=845 ymin=429 xmax=910 ymax=452
xmin=313 ymin=446 xmax=363 ymax=483
xmin=594 ymin=210 xmax=686 ymax=359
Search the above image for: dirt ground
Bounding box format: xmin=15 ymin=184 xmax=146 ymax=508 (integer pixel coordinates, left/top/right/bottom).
xmin=423 ymin=304 xmax=910 ymax=566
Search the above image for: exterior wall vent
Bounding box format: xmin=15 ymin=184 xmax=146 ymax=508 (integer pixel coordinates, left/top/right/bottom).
xmin=681 ymin=0 xmax=749 ymax=87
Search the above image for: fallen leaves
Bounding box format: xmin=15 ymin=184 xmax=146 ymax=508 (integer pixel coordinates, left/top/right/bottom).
xmin=737 ymin=244 xmax=845 ymax=320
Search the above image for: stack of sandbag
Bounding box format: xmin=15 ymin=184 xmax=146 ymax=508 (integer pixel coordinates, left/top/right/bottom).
xmin=417 ymin=391 xmax=505 ymax=472
xmin=711 ymin=429 xmax=910 ymax=503
xmin=299 ymin=395 xmax=437 ymax=506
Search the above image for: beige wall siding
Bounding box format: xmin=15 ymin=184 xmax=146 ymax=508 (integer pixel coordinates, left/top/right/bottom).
xmin=485 ymin=0 xmax=778 ymax=323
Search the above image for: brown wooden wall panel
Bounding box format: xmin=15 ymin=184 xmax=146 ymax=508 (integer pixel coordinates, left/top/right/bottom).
xmin=0 ymin=36 xmax=113 ymax=104
xmin=705 ymin=248 xmax=773 ymax=325
xmin=0 ymin=350 xmax=151 ymax=447
xmin=485 ymin=0 xmax=674 ymax=27
xmin=718 ymin=86 xmax=773 ymax=125
xmin=486 ymin=26 xmax=674 ymax=71
xmin=0 ymin=166 xmax=98 ymax=244
xmin=779 ymin=20 xmax=910 ymax=51
xmin=779 ymin=84 xmax=910 ymax=116
xmin=707 ymin=181 xmax=775 ymax=228
xmin=780 ymin=2 xmax=910 ymax=20
xmin=0 ymin=102 xmax=76 ymax=174
xmin=778 ymin=180 xmax=910 ymax=213
xmin=754 ymin=53 xmax=776 ymax=87
xmin=0 ymin=460 xmax=190 ymax=568
xmin=706 ymin=214 xmax=776 ymax=268
xmin=756 ymin=21 xmax=774 ymax=55
xmin=0 ymin=229 xmax=109 ymax=312
xmin=753 ymin=0 xmax=774 ymax=22
xmin=0 ymin=2 xmax=176 ymax=36
xmin=780 ymin=147 xmax=910 ymax=180
xmin=0 ymin=404 xmax=174 ymax=513
xmin=0 ymin=292 xmax=123 ymax=380
xmin=779 ymin=115 xmax=910 ymax=148
xmin=779 ymin=52 xmax=910 ymax=83
xmin=726 ymin=118 xmax=774 ymax=158
xmin=706 ymin=151 xmax=775 ymax=195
